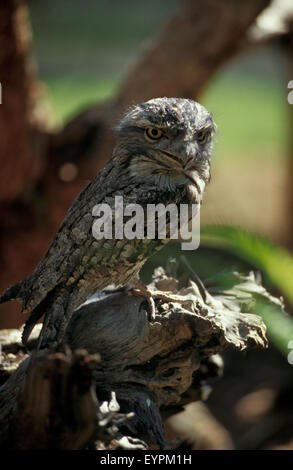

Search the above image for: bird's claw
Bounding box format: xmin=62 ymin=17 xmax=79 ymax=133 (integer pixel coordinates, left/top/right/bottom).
xmin=130 ymin=280 xmax=189 ymax=322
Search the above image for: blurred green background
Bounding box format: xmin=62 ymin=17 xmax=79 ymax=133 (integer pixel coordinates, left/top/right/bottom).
xmin=29 ymin=0 xmax=289 ymax=153
xmin=29 ymin=0 xmax=290 ymax=243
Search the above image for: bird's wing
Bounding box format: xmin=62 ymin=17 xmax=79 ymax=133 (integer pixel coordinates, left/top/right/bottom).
xmin=22 ymin=157 xmax=134 ymax=312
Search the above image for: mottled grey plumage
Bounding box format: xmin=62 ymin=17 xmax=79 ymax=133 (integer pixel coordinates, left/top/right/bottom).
xmin=0 ymin=97 xmax=216 ymax=347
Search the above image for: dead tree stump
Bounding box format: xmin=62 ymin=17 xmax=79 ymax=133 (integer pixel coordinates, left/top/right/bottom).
xmin=0 ymin=266 xmax=274 ymax=449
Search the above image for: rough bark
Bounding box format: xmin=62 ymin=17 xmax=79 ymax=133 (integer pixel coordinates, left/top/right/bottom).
xmin=0 ymin=267 xmax=274 ymax=449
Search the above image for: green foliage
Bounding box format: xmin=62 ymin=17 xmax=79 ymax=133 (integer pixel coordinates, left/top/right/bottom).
xmin=201 ymin=226 xmax=293 ymax=306
xmin=201 ymin=226 xmax=293 ymax=355
xmin=251 ymin=297 xmax=293 ymax=356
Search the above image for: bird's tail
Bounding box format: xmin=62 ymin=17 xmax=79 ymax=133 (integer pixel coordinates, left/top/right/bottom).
xmin=22 ymin=301 xmax=45 ymax=345
xmin=22 ymin=286 xmax=63 ymax=347
xmin=0 ymin=279 xmax=60 ymax=348
xmin=0 ymin=280 xmax=24 ymax=304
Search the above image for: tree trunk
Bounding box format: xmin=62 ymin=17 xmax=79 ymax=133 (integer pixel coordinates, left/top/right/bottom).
xmin=0 ymin=0 xmax=48 ymax=203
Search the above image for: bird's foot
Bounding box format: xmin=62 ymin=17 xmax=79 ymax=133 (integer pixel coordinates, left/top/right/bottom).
xmin=130 ymin=281 xmax=156 ymax=321
xmin=130 ymin=280 xmax=187 ymax=322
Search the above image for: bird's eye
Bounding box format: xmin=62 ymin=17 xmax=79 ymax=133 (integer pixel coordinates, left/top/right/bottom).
xmin=145 ymin=127 xmax=163 ymax=140
xmin=196 ymin=130 xmax=209 ymax=142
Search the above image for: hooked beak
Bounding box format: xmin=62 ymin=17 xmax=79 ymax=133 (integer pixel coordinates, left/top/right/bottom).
xmin=160 ymin=147 xmax=197 ymax=170
xmin=159 ymin=149 xmax=184 ymax=167
xmin=159 ymin=149 xmax=204 ymax=193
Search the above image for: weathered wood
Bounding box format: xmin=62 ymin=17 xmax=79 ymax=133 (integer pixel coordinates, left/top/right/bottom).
xmin=0 ymin=345 xmax=148 ymax=450
xmin=0 ymin=267 xmax=272 ymax=449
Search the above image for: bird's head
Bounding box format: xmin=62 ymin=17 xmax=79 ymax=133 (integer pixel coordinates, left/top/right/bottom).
xmin=113 ymin=97 xmax=217 ymax=193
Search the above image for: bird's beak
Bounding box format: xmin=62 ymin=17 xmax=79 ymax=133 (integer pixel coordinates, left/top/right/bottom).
xmin=159 ymin=149 xmax=185 ymax=168
xmin=160 ymin=146 xmax=198 ymax=172
xmin=159 ymin=148 xmax=205 ymax=192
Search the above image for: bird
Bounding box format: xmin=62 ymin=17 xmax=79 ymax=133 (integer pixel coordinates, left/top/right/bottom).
xmin=0 ymin=97 xmax=216 ymax=348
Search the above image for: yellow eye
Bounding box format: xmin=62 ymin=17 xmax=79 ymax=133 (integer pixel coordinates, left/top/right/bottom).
xmin=196 ymin=130 xmax=208 ymax=142
xmin=145 ymin=127 xmax=163 ymax=140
